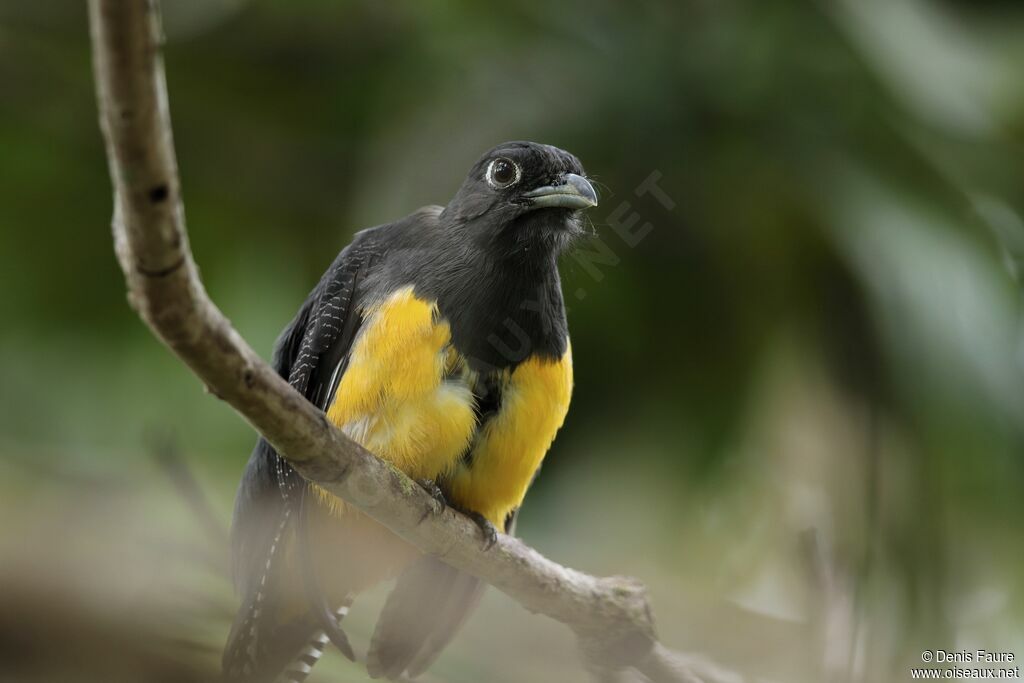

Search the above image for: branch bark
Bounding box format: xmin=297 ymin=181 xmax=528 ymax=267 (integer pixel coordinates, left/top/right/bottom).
xmin=86 ymin=2 xmax=749 ymax=682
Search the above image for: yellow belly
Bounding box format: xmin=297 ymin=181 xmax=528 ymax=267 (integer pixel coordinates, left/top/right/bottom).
xmin=320 ymin=287 xmax=476 ymax=506
xmin=314 ymin=285 xmax=572 ymax=532
xmin=446 ymin=348 xmax=572 ymax=526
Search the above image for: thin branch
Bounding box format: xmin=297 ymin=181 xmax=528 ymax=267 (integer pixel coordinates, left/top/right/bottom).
xmin=150 ymin=430 xmax=231 ymax=550
xmin=86 ymin=2 xmax=747 ymax=682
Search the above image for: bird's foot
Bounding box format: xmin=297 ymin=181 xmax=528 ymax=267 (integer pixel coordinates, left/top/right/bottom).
xmin=465 ymin=510 xmax=499 ymax=550
xmin=425 ymin=494 xmax=499 ymax=549
xmin=416 ymin=478 xmax=447 ymax=522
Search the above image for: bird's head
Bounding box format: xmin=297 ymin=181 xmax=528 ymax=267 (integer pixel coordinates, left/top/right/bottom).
xmin=443 ymin=141 xmax=598 ymax=255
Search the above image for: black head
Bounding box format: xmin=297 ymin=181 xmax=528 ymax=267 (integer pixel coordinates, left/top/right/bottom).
xmin=441 ymin=141 xmax=598 ymax=255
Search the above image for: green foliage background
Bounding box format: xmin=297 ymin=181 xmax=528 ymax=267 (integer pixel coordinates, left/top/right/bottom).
xmin=1 ymin=1 xmax=1023 ymax=681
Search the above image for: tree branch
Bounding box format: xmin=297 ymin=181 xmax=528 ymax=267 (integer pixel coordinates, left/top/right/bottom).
xmin=86 ymin=2 xmax=748 ymax=681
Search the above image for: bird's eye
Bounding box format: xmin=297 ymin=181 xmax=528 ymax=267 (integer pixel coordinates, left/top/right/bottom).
xmin=486 ymin=158 xmax=521 ymax=189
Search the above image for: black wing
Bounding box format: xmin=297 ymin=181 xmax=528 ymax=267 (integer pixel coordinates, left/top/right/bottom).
xmin=366 ymin=510 xmax=519 ymax=679
xmin=223 ymin=232 xmax=379 ymax=683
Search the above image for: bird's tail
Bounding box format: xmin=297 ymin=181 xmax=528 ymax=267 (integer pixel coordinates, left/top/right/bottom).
xmin=274 ymin=601 xmax=353 ymax=683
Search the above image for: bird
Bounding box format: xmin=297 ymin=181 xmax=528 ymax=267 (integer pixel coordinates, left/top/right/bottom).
xmin=222 ymin=141 xmax=598 ymax=683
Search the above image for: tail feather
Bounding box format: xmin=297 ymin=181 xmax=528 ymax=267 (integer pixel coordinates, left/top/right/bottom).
xmin=274 ymin=603 xmax=351 ymax=683
xmin=366 ymin=557 xmax=483 ymax=680
xmin=275 ymin=632 xmax=327 ymax=683
xmin=366 ymin=510 xmax=518 ymax=679
xmin=224 ymin=442 xmax=306 ymax=683
xmin=407 ymin=571 xmax=485 ymax=677
xmin=366 ymin=511 xmax=516 ymax=679
xmin=299 ymin=487 xmax=356 ymax=662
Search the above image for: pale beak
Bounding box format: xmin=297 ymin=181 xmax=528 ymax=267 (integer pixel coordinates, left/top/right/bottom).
xmin=523 ymin=173 xmax=598 ymax=210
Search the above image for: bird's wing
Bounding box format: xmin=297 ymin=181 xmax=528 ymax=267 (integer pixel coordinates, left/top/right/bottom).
xmin=223 ymin=232 xmax=381 ymax=683
xmin=366 ymin=510 xmax=519 ymax=679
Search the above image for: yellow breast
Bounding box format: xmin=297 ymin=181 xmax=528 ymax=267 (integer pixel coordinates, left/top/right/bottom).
xmin=447 ymin=346 xmax=573 ymax=526
xmin=316 ymin=285 xmax=572 ymax=528
xmin=324 ymin=286 xmax=477 ymax=485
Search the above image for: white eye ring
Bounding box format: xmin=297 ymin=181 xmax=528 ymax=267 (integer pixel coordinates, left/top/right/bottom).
xmin=485 ymin=158 xmax=522 ymax=189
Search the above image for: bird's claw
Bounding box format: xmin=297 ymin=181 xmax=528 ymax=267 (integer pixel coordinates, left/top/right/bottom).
xmin=467 ymin=511 xmax=499 ymax=550
xmin=422 ymin=491 xmax=498 ymax=549
xmin=416 ymin=478 xmax=447 ymax=521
